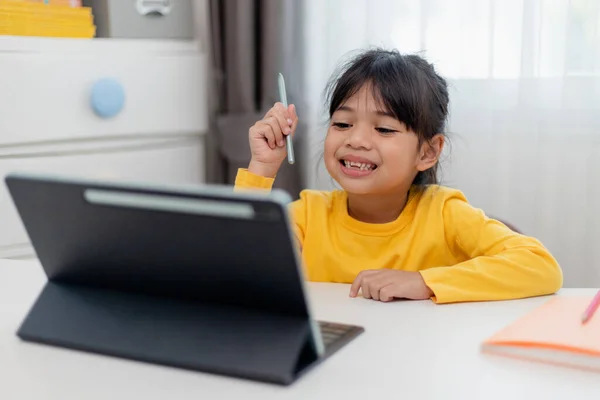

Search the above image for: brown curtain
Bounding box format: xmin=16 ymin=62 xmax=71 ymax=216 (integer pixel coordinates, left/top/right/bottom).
xmin=206 ymin=0 xmax=305 ymax=199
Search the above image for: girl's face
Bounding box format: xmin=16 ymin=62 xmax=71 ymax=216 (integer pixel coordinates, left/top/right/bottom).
xmin=324 ymin=84 xmax=441 ymax=195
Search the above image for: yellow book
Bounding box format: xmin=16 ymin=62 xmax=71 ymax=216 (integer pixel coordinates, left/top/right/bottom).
xmin=0 ymin=25 xmax=95 ymax=38
xmin=0 ymin=0 xmax=94 ymax=38
xmin=0 ymin=1 xmax=92 ymax=17
xmin=16 ymin=0 xmax=82 ymax=6
xmin=0 ymin=12 xmax=93 ymax=27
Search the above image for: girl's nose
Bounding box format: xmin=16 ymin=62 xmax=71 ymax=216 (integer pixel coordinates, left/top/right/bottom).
xmin=346 ymin=128 xmax=372 ymax=150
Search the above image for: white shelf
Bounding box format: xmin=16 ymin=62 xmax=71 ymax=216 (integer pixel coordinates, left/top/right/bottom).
xmin=0 ymin=35 xmax=202 ymax=55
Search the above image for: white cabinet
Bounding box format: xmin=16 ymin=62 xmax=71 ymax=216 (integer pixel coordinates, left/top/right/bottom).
xmin=0 ymin=36 xmax=209 ymax=259
xmin=0 ymin=37 xmax=208 ymax=143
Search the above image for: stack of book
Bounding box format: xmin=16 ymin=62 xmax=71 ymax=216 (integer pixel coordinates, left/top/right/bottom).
xmin=0 ymin=0 xmax=95 ymax=38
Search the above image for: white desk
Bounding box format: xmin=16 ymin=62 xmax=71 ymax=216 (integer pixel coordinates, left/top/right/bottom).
xmin=1 ymin=259 xmax=599 ymax=399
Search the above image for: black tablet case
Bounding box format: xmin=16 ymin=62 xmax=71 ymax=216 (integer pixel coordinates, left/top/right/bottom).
xmin=6 ymin=174 xmax=362 ymax=385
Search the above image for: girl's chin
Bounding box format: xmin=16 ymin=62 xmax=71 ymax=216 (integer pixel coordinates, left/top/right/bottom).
xmin=330 ymin=176 xmax=376 ymax=195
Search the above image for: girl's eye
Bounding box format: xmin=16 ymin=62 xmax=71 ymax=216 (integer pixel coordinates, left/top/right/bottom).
xmin=376 ymin=127 xmax=397 ymax=135
xmin=333 ymin=122 xmax=351 ymax=129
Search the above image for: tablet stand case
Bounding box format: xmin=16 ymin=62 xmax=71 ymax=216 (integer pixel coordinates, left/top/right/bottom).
xmin=6 ymin=174 xmax=361 ymax=386
xmin=18 ymin=281 xmax=323 ymax=385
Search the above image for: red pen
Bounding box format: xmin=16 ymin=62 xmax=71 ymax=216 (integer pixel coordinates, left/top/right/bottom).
xmin=581 ymin=290 xmax=600 ymax=324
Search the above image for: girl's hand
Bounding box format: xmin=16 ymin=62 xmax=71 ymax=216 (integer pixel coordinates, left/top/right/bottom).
xmin=248 ymin=102 xmax=298 ymax=178
xmin=349 ymin=270 xmax=434 ymax=301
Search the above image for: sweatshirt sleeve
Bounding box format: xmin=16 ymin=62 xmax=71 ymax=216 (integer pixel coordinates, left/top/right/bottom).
xmin=233 ymin=168 xmax=306 ymax=250
xmin=419 ymin=194 xmax=563 ymax=304
xmin=234 ymin=168 xmax=275 ymax=191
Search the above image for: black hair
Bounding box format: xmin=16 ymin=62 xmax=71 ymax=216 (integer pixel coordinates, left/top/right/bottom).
xmin=323 ymin=48 xmax=449 ymax=186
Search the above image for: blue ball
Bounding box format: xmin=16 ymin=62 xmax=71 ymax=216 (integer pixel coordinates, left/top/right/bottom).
xmin=90 ymin=78 xmax=126 ymax=118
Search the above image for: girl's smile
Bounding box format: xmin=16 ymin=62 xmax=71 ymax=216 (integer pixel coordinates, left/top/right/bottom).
xmin=338 ymin=154 xmax=378 ymax=178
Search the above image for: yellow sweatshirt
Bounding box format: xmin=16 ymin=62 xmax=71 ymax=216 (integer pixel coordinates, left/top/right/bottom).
xmin=234 ymin=168 xmax=563 ymax=304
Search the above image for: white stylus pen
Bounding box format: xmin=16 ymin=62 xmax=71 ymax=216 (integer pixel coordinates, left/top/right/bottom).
xmin=278 ymin=73 xmax=295 ymax=165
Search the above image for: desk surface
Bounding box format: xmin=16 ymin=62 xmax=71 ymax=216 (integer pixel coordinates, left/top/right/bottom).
xmin=1 ymin=259 xmax=599 ymax=399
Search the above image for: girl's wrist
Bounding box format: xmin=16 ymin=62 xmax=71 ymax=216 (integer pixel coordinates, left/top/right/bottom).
xmin=248 ymin=159 xmax=280 ymax=179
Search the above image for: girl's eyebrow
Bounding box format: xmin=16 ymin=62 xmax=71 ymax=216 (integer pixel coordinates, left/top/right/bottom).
xmin=336 ymin=105 xmax=354 ymax=113
xmin=336 ymin=105 xmax=395 ymax=118
xmin=375 ymin=109 xmax=395 ymax=118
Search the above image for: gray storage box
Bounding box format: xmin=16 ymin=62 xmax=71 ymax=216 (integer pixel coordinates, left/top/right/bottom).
xmin=84 ymin=0 xmax=194 ymax=39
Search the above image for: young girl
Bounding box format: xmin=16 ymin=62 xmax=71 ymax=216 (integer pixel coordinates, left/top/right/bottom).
xmin=235 ymin=48 xmax=563 ymax=304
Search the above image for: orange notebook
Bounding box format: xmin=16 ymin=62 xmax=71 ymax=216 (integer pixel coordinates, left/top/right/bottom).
xmin=481 ymin=296 xmax=600 ymax=372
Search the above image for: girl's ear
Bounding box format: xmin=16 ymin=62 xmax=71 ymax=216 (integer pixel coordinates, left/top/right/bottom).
xmin=416 ymin=134 xmax=445 ymax=172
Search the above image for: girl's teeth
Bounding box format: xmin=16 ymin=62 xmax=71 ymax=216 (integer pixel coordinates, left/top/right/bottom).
xmin=343 ymin=160 xmax=374 ymax=170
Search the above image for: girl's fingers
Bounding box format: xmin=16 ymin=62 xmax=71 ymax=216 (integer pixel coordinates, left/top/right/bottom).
xmin=266 ymin=104 xmax=292 ymax=137
xmin=372 ymin=282 xmax=384 ymax=301
xmin=370 ymin=276 xmax=395 ymax=301
xmin=379 ymin=285 xmax=396 ymax=302
xmin=349 ymin=273 xmax=363 ymax=297
xmin=349 ymin=270 xmax=377 ymax=297
xmin=257 ymin=122 xmax=276 ymax=149
xmin=289 ymin=104 xmax=299 ymax=137
xmin=264 ymin=117 xmax=285 ymax=147
xmin=361 ymin=280 xmax=372 ymax=299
